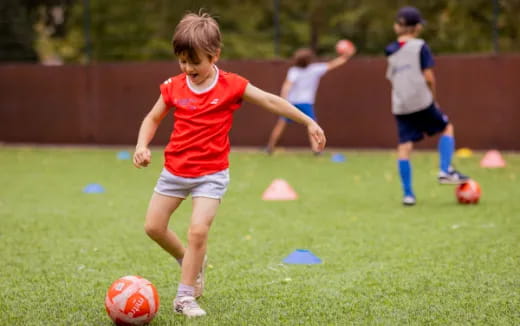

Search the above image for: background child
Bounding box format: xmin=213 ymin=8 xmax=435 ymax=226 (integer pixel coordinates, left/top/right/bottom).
xmin=385 ymin=6 xmax=468 ymax=206
xmin=265 ymin=45 xmax=355 ymax=154
xmin=133 ymin=12 xmax=326 ymax=317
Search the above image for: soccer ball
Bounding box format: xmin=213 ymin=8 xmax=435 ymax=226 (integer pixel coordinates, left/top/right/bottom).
xmin=335 ymin=39 xmax=356 ymax=56
xmin=105 ymin=276 xmax=159 ymax=325
xmin=455 ymin=180 xmax=481 ymax=204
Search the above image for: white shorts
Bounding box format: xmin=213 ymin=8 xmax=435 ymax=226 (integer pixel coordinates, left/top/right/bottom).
xmin=154 ymin=168 xmax=230 ymax=199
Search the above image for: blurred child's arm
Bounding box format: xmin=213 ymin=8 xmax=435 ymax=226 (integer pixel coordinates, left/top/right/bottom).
xmin=243 ymin=83 xmax=326 ymax=152
xmin=280 ymin=79 xmax=293 ymax=99
xmin=133 ymin=95 xmax=170 ymax=168
xmin=423 ymin=68 xmax=437 ymax=100
xmin=327 ymin=49 xmax=356 ymax=72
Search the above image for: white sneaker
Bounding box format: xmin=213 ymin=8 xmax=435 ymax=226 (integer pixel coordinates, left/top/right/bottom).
xmin=402 ymin=195 xmax=416 ymax=206
xmin=194 ymin=255 xmax=207 ymax=298
xmin=173 ymin=296 xmax=206 ymax=317
xmin=438 ymin=168 xmax=469 ymax=185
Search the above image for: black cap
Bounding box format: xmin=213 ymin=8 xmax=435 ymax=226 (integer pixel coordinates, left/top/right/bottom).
xmin=396 ymin=6 xmax=425 ymax=26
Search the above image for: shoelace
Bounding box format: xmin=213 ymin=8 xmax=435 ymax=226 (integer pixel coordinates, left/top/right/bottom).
xmin=450 ymin=170 xmax=465 ymax=179
xmin=178 ymin=297 xmax=201 ymax=310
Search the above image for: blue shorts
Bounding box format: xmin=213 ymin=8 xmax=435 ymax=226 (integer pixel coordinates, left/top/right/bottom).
xmin=395 ymin=103 xmax=449 ymax=143
xmin=282 ymin=103 xmax=316 ymax=123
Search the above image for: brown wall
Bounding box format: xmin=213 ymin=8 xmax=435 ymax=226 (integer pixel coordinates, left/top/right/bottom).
xmin=1 ymin=55 xmax=519 ymax=149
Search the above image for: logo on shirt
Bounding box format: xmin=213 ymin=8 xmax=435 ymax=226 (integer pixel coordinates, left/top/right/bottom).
xmin=175 ymin=98 xmax=197 ymax=110
xmin=210 ymin=98 xmax=219 ymax=105
xmin=391 ymin=64 xmax=412 ymax=76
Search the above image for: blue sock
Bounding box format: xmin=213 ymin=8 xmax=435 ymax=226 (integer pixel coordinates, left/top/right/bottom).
xmin=398 ymin=160 xmax=414 ymax=197
xmin=438 ymin=135 xmax=454 ymax=173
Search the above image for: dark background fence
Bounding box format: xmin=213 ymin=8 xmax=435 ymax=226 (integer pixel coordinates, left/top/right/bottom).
xmin=1 ymin=55 xmax=519 ymax=149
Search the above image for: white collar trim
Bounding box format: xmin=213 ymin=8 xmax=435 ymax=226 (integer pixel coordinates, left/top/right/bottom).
xmin=186 ymin=65 xmax=219 ymax=94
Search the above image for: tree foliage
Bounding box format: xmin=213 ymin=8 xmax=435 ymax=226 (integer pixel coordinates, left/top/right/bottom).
xmin=1 ymin=0 xmax=519 ymax=63
xmin=0 ymin=0 xmax=39 ymax=61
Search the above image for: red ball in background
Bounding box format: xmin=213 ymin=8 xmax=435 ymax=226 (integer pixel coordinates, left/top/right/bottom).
xmin=455 ymin=180 xmax=481 ymax=204
xmin=335 ymin=39 xmax=356 ymax=56
xmin=105 ymin=276 xmax=160 ymax=326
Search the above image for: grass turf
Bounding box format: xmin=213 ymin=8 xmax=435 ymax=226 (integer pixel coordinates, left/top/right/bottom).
xmin=0 ymin=147 xmax=519 ymax=325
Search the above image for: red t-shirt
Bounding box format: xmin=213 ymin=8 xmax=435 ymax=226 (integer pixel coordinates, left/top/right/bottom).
xmin=159 ymin=67 xmax=249 ymax=177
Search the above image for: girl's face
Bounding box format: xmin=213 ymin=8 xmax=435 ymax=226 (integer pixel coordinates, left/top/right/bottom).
xmin=178 ymin=48 xmax=220 ymax=86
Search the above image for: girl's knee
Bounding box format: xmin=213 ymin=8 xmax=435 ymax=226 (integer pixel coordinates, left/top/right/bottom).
xmin=188 ymin=224 xmax=210 ymax=247
xmin=144 ymin=222 xmax=166 ymax=240
xmin=443 ymin=123 xmax=454 ymax=136
xmin=397 ymin=142 xmax=413 ymax=159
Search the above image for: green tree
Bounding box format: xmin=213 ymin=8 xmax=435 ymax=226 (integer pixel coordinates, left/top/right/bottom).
xmin=3 ymin=0 xmax=519 ymax=63
xmin=0 ymin=0 xmax=39 ymax=61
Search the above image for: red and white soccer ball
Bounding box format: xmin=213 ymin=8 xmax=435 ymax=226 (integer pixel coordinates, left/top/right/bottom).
xmin=105 ymin=276 xmax=159 ymax=326
xmin=335 ymin=39 xmax=356 ymax=56
xmin=455 ymin=180 xmax=481 ymax=204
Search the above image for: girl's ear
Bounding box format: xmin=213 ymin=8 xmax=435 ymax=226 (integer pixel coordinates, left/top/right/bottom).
xmin=212 ymin=49 xmax=221 ymax=63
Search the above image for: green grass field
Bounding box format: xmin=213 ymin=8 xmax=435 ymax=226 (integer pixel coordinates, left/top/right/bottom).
xmin=1 ymin=146 xmax=519 ymax=325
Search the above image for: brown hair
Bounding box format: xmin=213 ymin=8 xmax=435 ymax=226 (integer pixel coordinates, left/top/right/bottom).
xmin=172 ymin=12 xmax=221 ymax=63
xmin=292 ymin=48 xmax=314 ymax=68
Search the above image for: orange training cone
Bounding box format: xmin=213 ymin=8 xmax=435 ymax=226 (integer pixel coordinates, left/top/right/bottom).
xmin=480 ymin=150 xmax=506 ymax=168
xmin=262 ymin=179 xmax=298 ymax=200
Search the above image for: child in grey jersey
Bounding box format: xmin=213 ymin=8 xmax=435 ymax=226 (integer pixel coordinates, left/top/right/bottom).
xmin=385 ymin=6 xmax=468 ymax=206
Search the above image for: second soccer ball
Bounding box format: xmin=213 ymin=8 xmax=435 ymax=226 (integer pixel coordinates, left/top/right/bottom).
xmin=336 ymin=39 xmax=356 ymax=56
xmin=455 ymin=180 xmax=481 ymax=204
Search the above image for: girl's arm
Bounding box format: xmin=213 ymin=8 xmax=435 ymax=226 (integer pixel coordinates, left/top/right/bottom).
xmin=133 ymin=95 xmax=170 ymax=168
xmin=326 ymin=51 xmax=355 ymax=72
xmin=327 ymin=42 xmax=356 ymax=72
xmin=423 ymin=68 xmax=437 ymax=100
xmin=243 ymin=83 xmax=326 ymax=152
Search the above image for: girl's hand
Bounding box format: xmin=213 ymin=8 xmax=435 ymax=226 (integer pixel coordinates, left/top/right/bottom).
xmin=133 ymin=146 xmax=151 ymax=168
xmin=307 ymin=122 xmax=326 ymax=153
